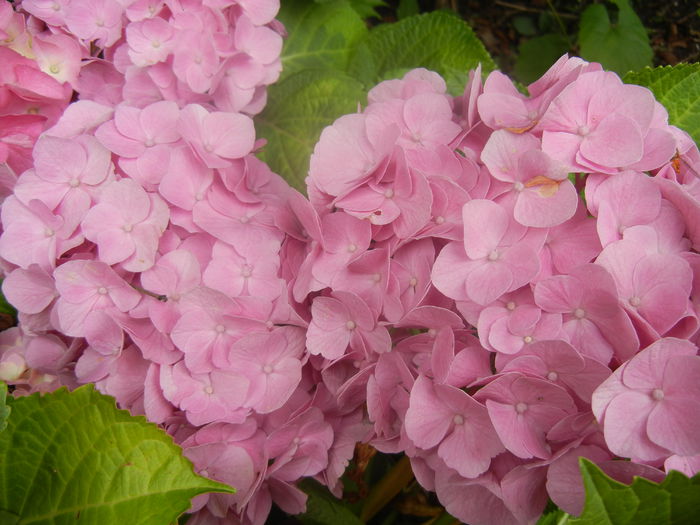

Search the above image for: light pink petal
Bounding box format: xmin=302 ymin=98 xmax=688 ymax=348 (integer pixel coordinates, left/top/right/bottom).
xmin=580 ymin=113 xmax=644 ymax=167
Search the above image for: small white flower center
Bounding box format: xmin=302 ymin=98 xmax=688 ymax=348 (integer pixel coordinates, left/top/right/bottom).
xmin=574 ymin=308 xmax=586 ymax=319
xmin=629 ymin=296 xmax=641 ymax=307
xmin=513 ymin=181 xmax=524 ymax=192
xmin=44 ymin=228 xmax=54 ymax=237
xmin=122 ymin=224 xmax=133 ymax=232
xmin=384 ymin=188 xmax=394 ymax=199
xmin=523 ymin=335 xmax=533 ymax=344
xmin=49 ymin=64 xmax=60 ymax=74
xmin=371 ymin=273 xmax=381 ymax=283
xmin=241 ymin=265 xmax=252 ymax=278
xmin=515 ymin=402 xmax=528 ymax=414
xmin=577 ymin=125 xmax=590 ymax=136
xmin=651 ymin=388 xmax=664 ymax=401
xmin=547 ymin=371 xmax=559 ymax=381
xmin=215 ymin=324 xmax=225 ymax=333
xmin=97 ymin=287 xmax=108 ymax=295
xmin=453 ymin=414 xmax=464 ymax=425
xmin=204 ymin=385 xmax=213 ymax=395
xmin=434 ymin=215 xmax=445 ymax=224
xmin=345 ymin=320 xmax=356 ymax=330
xmin=239 ymin=216 xmax=249 ymax=224
xmin=263 ymin=364 xmax=273 ymax=374
xmin=488 ymin=250 xmax=500 ymax=261
xmin=69 ymin=178 xmax=80 ymax=188
xmin=52 ymin=2 xmax=61 ymax=10
xmin=347 ymin=243 xmax=357 ymax=253
xmin=506 ymin=301 xmax=516 ymax=311
xmin=409 ymin=276 xmax=418 ymax=287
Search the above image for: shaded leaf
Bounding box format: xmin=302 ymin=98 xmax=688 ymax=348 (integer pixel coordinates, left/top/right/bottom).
xmin=347 ymin=11 xmax=496 ymax=95
xmin=0 ymin=384 xmax=233 ymax=525
xmin=623 ymin=63 xmax=700 ymax=146
xmin=313 ymin=0 xmax=385 ymax=19
xmin=570 ymin=458 xmax=688 ymax=525
xmin=578 ymin=0 xmax=652 ymax=75
xmin=297 ymin=479 xmax=363 ymax=525
xmin=278 ymin=0 xmax=368 ymax=80
xmin=0 ymin=382 xmax=9 ymax=433
xmin=256 ymin=69 xmax=366 ymax=191
xmin=515 ymin=34 xmax=570 ymax=84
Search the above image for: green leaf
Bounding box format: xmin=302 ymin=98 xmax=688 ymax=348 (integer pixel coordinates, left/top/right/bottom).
xmin=515 ymin=34 xmax=570 ymax=84
xmin=0 ymin=384 xmax=234 ymax=525
xmin=297 ymin=479 xmax=363 ymax=525
xmin=256 ymin=69 xmax=366 ymax=191
xmin=568 ymin=458 xmax=700 ymax=525
xmin=347 ymin=11 xmax=497 ymax=95
xmin=578 ymin=0 xmax=652 ymax=76
xmin=360 ymin=455 xmax=414 ymax=522
xmin=659 ymin=470 xmax=700 ymax=524
xmin=536 ymin=508 xmax=570 ymax=525
xmin=0 ymin=382 xmax=10 ymax=433
xmin=623 ymin=63 xmax=700 ymax=147
xmin=396 ymin=0 xmax=419 ymax=20
xmin=313 ymin=0 xmax=386 ymax=19
xmin=278 ymin=0 xmax=368 ymax=81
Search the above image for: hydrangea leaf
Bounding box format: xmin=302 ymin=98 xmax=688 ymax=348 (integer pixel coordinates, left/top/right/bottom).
xmin=278 ymin=0 xmax=368 ymax=81
xmin=313 ymin=0 xmax=386 ymax=20
xmin=297 ymin=479 xmax=364 ymax=525
xmin=256 ymin=69 xmax=366 ymax=191
xmin=0 ymin=384 xmax=234 ymax=525
xmin=578 ymin=0 xmax=652 ymax=75
xmin=515 ymin=34 xmax=570 ymax=84
xmin=570 ymin=458 xmax=678 ymax=525
xmin=347 ymin=11 xmax=497 ymax=95
xmin=0 ymin=382 xmax=9 ymax=433
xmin=623 ymin=63 xmax=700 ymax=146
xmin=659 ymin=470 xmax=700 ymax=524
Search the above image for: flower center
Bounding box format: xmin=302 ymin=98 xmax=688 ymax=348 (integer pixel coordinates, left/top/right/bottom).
xmin=453 ymin=414 xmax=464 ymax=425
xmin=547 ymin=371 xmax=559 ymax=381
xmin=574 ymin=308 xmax=586 ymax=319
xmin=629 ymin=296 xmax=641 ymax=307
xmin=515 ymin=402 xmax=528 ymax=414
xmin=346 ymin=320 xmax=356 ymax=330
xmin=651 ymin=388 xmax=664 ymax=401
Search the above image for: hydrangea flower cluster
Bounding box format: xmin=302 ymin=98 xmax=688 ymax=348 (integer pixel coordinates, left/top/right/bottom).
xmin=300 ymin=59 xmax=700 ymax=523
xmin=1 ymin=1 xmax=700 ymax=523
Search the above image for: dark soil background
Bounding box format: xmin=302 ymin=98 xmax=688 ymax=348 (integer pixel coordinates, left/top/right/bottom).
xmin=380 ymin=0 xmax=700 ymax=79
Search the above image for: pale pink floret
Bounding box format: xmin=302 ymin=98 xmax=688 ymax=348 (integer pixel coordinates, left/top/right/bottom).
xmin=82 ymin=178 xmax=169 ymax=272
xmin=308 ymin=113 xmax=398 ymax=198
xmin=306 ymin=291 xmax=391 ymax=360
xmin=432 ymin=199 xmax=543 ymax=305
xmin=227 ymin=327 xmax=304 ymax=414
xmin=405 ymin=375 xmax=504 ymax=478
xmin=475 ymin=372 xmax=577 ymax=459
xmin=52 ymin=259 xmax=141 ymax=337
xmin=178 ymin=104 xmax=255 ymax=168
xmin=481 ymin=130 xmax=577 ymax=227
xmin=2 ymin=265 xmax=57 ymax=314
xmin=0 ymin=196 xmax=82 ymax=271
xmin=15 ymin=134 xmax=113 ymax=212
xmin=64 ymin=0 xmax=125 ymax=48
xmin=596 ymin=238 xmax=693 ymax=336
xmin=126 ymin=17 xmax=175 ymax=67
xmin=592 ymin=338 xmax=700 ymax=460
xmin=539 ymin=70 xmax=657 ymax=173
